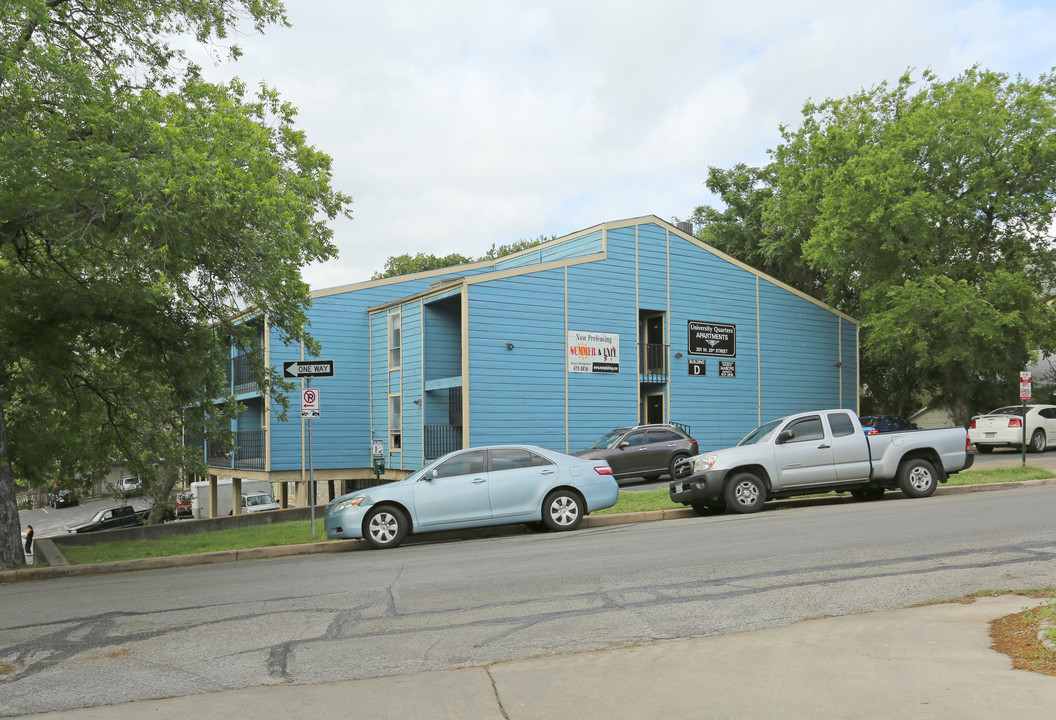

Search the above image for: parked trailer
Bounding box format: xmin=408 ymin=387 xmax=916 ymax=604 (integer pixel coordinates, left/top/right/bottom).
xmin=191 ymin=479 xmax=278 ymax=519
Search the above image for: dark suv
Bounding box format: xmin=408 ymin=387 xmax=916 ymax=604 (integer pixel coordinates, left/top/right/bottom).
xmin=574 ymin=424 xmax=698 ymax=484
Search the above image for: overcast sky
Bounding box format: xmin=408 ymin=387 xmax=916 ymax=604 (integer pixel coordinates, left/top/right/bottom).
xmin=195 ymin=0 xmax=1056 ymax=289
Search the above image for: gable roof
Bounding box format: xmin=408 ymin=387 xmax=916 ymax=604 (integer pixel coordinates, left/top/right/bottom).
xmin=319 ymin=214 xmax=857 ymax=324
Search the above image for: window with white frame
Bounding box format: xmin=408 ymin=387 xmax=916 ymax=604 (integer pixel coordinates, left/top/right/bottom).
xmin=388 ymin=311 xmax=401 ymax=369
xmin=389 ymin=394 xmax=402 ymax=451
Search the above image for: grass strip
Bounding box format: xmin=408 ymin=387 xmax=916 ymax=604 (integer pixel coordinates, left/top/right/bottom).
xmin=60 ymin=522 xmax=329 ymax=565
xmin=944 ymin=464 xmax=1052 ymax=485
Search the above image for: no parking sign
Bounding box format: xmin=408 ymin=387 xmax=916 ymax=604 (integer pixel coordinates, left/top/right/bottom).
xmin=301 ymin=387 xmax=321 ymax=419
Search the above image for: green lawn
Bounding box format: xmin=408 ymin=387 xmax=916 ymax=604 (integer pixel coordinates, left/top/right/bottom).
xmin=59 ymin=522 xmax=330 ymax=565
xmin=944 ymin=464 xmax=1051 ymax=485
xmin=595 ymin=488 xmax=683 ymax=514
xmin=56 ymin=464 xmax=1053 ymax=566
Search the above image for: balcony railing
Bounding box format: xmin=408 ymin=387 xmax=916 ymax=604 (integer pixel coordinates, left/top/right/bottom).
xmin=232 ymin=354 xmax=256 ymax=395
xmin=204 ymin=429 xmax=265 ymax=470
xmin=425 ymin=425 xmax=462 ymax=460
xmin=671 ymin=421 xmax=692 ymax=436
xmin=639 ymin=343 xmax=669 ymax=384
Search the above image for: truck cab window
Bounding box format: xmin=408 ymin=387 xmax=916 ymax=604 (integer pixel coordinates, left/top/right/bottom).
xmin=826 ymin=412 xmax=856 ymax=437
xmin=783 ymin=417 xmax=824 ymax=443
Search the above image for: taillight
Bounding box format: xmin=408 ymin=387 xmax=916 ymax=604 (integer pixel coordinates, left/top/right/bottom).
xmin=969 ymin=419 xmax=976 ymax=429
xmin=966 ymin=435 xmax=972 ymax=452
xmin=594 ymin=466 xmax=613 ymax=476
xmin=1009 ymin=417 xmax=1023 ymax=428
xmin=690 ymin=441 xmax=698 ymax=453
xmin=868 ymin=429 xmax=879 ymax=435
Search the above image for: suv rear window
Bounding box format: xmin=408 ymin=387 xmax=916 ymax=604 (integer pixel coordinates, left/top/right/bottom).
xmin=648 ymin=429 xmax=683 ymax=443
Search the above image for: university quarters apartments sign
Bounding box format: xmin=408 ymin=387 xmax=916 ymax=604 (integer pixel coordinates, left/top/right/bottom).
xmin=568 ymin=330 xmax=620 ymax=374
xmin=688 ymin=320 xmax=737 ymax=378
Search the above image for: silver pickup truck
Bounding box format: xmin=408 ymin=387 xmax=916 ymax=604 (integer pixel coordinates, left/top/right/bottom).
xmin=670 ymin=409 xmax=974 ymax=515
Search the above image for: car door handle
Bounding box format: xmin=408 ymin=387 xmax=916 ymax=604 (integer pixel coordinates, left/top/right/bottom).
xmin=541 ymin=469 xmax=556 ymax=475
xmin=818 ymin=444 xmax=831 ymax=449
xmin=472 ymin=478 xmax=486 ymax=484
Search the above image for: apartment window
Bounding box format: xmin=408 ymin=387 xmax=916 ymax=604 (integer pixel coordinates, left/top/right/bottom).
xmin=388 ymin=311 xmax=401 ymax=369
xmin=389 ymin=394 xmax=402 ymax=451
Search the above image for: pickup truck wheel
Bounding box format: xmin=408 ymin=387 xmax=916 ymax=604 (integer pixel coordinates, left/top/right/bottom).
xmin=363 ymin=506 xmax=409 ymax=549
xmin=724 ymin=473 xmax=766 ymax=513
xmin=897 ymin=459 xmax=937 ymax=498
xmin=1029 ymin=429 xmax=1046 ymax=453
xmin=690 ymin=500 xmax=726 ymax=516
xmin=851 ymin=487 xmax=885 ymax=501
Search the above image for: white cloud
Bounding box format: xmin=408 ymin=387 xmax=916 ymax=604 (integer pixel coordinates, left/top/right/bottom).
xmin=191 ymin=0 xmax=1056 ymax=288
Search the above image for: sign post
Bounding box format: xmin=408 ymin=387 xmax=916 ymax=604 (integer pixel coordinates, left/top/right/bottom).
xmin=288 ymin=360 xmax=334 ymax=538
xmin=1020 ymin=371 xmax=1032 ymax=466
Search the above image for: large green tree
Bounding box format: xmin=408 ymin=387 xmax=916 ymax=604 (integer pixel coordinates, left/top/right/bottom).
xmin=692 ymin=67 xmax=1056 ymax=422
xmin=0 ymin=1 xmax=351 ymax=568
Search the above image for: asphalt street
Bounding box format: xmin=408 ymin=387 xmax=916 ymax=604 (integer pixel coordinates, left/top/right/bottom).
xmin=3 ymin=480 xmax=1056 ymax=716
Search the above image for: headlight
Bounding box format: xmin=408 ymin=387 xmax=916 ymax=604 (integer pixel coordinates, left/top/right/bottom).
xmin=334 ymin=497 xmax=365 ymax=513
xmin=692 ymin=455 xmax=718 ymax=473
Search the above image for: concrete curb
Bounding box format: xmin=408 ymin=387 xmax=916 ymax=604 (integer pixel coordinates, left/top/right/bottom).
xmin=4 ymin=477 xmax=1054 ymax=583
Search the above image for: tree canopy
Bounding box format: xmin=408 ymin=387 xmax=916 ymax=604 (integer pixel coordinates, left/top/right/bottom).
xmin=692 ymin=67 xmax=1056 ymax=421
xmin=0 ymin=0 xmax=351 ymax=568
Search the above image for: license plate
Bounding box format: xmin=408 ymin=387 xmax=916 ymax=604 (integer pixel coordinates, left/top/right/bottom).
xmin=985 ymin=432 xmax=996 ymax=438
xmin=674 ymin=483 xmax=685 ymax=494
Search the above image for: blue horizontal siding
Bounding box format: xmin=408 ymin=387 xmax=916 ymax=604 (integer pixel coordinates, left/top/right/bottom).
xmin=758 ymin=278 xmax=848 ymax=420
xmin=666 ymin=232 xmax=761 ymax=451
xmin=467 ymin=269 xmax=568 ymax=451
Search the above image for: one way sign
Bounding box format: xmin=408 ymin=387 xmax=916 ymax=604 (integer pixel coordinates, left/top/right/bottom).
xmin=283 ymin=360 xmax=334 ymax=378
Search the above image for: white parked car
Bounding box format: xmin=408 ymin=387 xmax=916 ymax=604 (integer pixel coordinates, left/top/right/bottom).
xmin=968 ymin=405 xmax=1056 ymax=453
xmin=115 ymin=476 xmax=142 ymax=495
xmin=242 ymin=491 xmax=280 ymax=513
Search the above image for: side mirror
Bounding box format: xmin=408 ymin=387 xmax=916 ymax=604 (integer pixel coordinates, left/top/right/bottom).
xmin=428 ymin=469 xmax=438 ymax=480
xmin=777 ymin=430 xmax=795 ymax=444
xmin=618 ymin=442 xmax=630 ymax=450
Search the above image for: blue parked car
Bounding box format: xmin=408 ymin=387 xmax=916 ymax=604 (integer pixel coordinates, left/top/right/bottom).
xmin=859 ymin=415 xmax=919 ymax=434
xmin=325 ymin=445 xmax=619 ymax=549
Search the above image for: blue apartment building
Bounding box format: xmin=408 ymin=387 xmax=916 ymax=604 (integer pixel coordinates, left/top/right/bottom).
xmin=205 ymin=215 xmax=858 ymax=505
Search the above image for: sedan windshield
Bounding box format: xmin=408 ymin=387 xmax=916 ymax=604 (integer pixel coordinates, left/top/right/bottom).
xmin=737 ymin=419 xmax=783 ymax=446
xmin=588 ymin=430 xmax=628 ymax=450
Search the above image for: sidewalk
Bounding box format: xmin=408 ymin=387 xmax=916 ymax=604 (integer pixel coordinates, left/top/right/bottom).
xmin=22 ymin=595 xmax=1055 ymax=720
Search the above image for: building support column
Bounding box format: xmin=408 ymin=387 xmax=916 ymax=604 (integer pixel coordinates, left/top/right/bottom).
xmin=232 ymin=477 xmax=242 ymax=516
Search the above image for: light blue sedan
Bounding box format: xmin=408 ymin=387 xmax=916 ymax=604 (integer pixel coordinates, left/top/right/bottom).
xmin=324 ymin=445 xmax=619 ymax=549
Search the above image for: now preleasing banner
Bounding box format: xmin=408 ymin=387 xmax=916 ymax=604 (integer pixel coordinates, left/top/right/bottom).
xmin=568 ymin=330 xmax=620 ymax=374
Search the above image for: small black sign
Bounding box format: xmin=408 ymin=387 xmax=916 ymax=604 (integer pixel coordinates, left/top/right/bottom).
xmin=718 ymin=361 xmax=736 ymax=378
xmin=688 ymin=358 xmax=706 ymax=376
xmin=688 ymin=321 xmax=736 ymax=357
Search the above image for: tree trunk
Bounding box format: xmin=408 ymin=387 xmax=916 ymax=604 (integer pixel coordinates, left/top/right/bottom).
xmin=146 ymin=466 xmax=179 ymax=525
xmin=0 ymin=398 xmax=28 ymax=569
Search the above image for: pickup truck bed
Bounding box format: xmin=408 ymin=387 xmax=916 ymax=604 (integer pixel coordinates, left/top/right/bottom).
xmin=670 ymin=409 xmax=974 ymax=515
